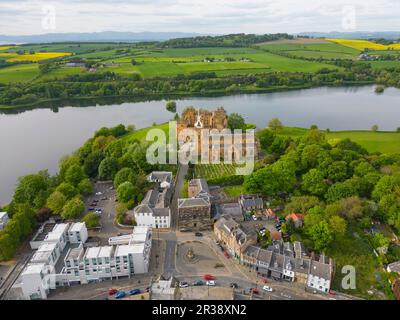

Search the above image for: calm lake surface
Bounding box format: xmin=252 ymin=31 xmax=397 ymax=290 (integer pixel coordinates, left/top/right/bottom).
xmin=1 ymin=85 xmax=400 ymax=204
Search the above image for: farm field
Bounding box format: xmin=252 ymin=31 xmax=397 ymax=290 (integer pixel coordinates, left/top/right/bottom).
xmin=327 ymin=38 xmax=400 ymax=51
xmin=366 ymin=61 xmax=400 ymax=70
xmin=277 ymin=127 xmax=400 ymax=154
xmin=6 ymin=52 xmax=72 ymax=62
xmin=0 ymin=63 xmax=39 ymax=83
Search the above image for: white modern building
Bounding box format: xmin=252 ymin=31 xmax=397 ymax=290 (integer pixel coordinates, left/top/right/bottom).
xmin=21 ymin=263 xmax=54 ymax=300
xmin=21 ymin=222 xmax=88 ymax=300
xmin=60 ymin=226 xmax=152 ymax=286
xmin=20 ymin=223 xmax=152 ymax=299
xmin=68 ymin=222 xmax=88 ymax=244
xmin=0 ymin=212 xmax=9 ymax=230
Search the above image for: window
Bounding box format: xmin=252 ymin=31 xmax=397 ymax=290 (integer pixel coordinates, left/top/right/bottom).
xmin=85 ymin=270 xmax=89 ymax=275
xmin=92 ymin=258 xmax=97 ymax=265
xmin=105 ymin=257 xmax=109 ymax=264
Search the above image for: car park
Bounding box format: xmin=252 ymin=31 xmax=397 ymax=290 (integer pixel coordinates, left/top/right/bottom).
xmin=115 ymin=291 xmax=126 ymax=299
xmin=129 ymin=289 xmax=141 ymax=296
xmin=263 ymin=286 xmax=273 ymax=292
xmin=206 ymin=280 xmax=216 ymax=286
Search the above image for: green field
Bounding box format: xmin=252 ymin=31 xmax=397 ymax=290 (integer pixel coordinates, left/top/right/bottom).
xmin=122 ymin=123 xmax=170 ymax=143
xmin=278 ymin=127 xmax=400 ymax=154
xmin=0 ymin=63 xmax=39 ymax=83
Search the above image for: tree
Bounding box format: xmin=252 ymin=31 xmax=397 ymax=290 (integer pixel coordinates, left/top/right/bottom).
xmin=82 ymin=213 xmax=100 ymax=229
xmin=114 ymin=167 xmax=135 ymax=187
xmin=13 ymin=171 xmax=50 ymax=208
xmin=56 ymin=182 xmax=77 ymax=199
xmin=117 ymin=181 xmax=135 ymax=203
xmin=328 ymin=215 xmax=347 ymax=236
xmin=257 ymin=129 xmax=275 ymax=151
xmin=285 ymin=196 xmax=321 ymax=214
xmin=327 ymin=161 xmax=349 ymax=182
xmin=301 ymin=169 xmax=328 ymax=197
xmin=0 ymin=232 xmax=16 ymax=261
xmin=131 ymin=59 xmax=138 ymax=66
xmin=371 ymin=124 xmax=379 ymax=132
xmin=326 ymin=181 xmax=358 ymax=203
xmin=65 ymin=164 xmax=86 ymax=187
xmin=98 ymin=157 xmax=118 ymax=181
xmin=62 ymin=197 xmax=85 ymax=220
xmin=83 ymin=150 xmax=104 ymax=178
xmin=337 ymin=196 xmax=364 ymax=219
xmin=46 ymin=191 xmax=67 ymax=215
xmin=268 ymin=118 xmax=283 ymax=132
xmin=78 ymin=178 xmax=94 ymax=195
xmin=306 ymin=221 xmax=333 ymax=251
xmin=227 ymin=113 xmax=245 ymax=131
xmin=166 ymin=100 xmax=177 ymax=112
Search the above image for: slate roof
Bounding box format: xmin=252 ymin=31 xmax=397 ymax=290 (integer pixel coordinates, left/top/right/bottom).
xmin=178 ymin=197 xmax=210 ymax=208
xmin=309 ymin=259 xmax=332 ymax=281
xmin=147 ymin=171 xmax=173 ymax=184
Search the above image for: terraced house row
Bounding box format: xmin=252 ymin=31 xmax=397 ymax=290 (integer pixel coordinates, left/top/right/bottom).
xmin=214 ymin=215 xmax=334 ymax=293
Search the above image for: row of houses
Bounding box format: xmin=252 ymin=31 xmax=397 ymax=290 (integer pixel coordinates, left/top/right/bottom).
xmin=214 ymin=215 xmax=334 ymax=293
xmin=19 ymin=221 xmax=152 ymax=300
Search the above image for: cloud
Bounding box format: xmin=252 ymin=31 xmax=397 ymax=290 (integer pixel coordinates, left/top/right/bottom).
xmin=0 ymin=0 xmax=399 ymax=35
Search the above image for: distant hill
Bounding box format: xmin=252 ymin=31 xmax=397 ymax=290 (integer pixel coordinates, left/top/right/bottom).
xmin=0 ymin=31 xmax=204 ymax=44
xmin=297 ymin=31 xmax=400 ymax=40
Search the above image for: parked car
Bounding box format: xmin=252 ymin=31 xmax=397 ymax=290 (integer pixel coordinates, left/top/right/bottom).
xmin=195 ymin=232 xmax=203 ymax=237
xmin=252 ymin=215 xmax=257 ymax=221
xmin=95 ymin=192 xmax=103 ymax=196
xmin=230 ymin=282 xmax=238 ymax=288
xmin=251 ymin=288 xmax=259 ymax=295
xmin=89 ymin=207 xmax=95 ymax=211
xmin=129 ymin=289 xmax=141 ymax=296
xmin=262 ymin=278 xmax=268 ymax=284
xmin=193 ymin=280 xmax=204 ymax=286
xmin=206 ymin=280 xmax=216 ymax=286
xmin=262 ymin=286 xmax=273 ymax=292
xmin=179 ymin=282 xmax=189 ymax=288
xmin=108 ymin=288 xmax=118 ymax=296
xmin=224 ymin=251 xmax=230 ymax=258
xmin=115 ymin=291 xmax=126 ymax=299
xmin=203 ymin=274 xmax=216 ymax=281
xmin=329 ymin=290 xmax=337 ymax=296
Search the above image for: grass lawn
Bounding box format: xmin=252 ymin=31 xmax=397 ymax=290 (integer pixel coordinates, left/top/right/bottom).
xmin=278 ymin=127 xmax=400 ymax=154
xmin=224 ymin=185 xmax=245 ymax=198
xmin=122 ymin=123 xmax=170 ymax=143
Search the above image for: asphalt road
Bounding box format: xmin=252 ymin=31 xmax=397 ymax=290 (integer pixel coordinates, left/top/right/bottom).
xmin=170 ymin=164 xmax=188 ymax=231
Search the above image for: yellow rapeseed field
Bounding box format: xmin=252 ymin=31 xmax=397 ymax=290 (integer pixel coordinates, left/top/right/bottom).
xmin=0 ymin=46 xmax=14 ymax=51
xmin=327 ymin=38 xmax=400 ymax=51
xmin=7 ymin=52 xmax=72 ymax=62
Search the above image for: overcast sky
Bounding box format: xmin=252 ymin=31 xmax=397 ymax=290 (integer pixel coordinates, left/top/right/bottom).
xmin=0 ymin=0 xmax=399 ymax=35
